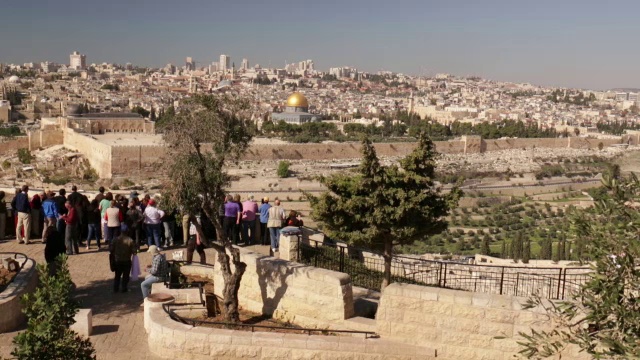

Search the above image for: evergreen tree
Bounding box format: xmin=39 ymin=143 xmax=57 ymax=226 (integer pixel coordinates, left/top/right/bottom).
xmin=150 ymin=107 xmax=156 ymax=122
xmin=540 ymin=236 xmax=552 ymax=260
xmin=481 ymin=235 xmax=491 ymax=255
xmin=12 ymin=256 xmax=96 ymax=359
xmin=501 ymin=237 xmax=507 ymax=258
xmin=558 ymin=234 xmax=566 ymax=260
xmin=522 ymin=238 xmax=531 ymax=264
xmin=308 ymin=134 xmax=462 ymax=288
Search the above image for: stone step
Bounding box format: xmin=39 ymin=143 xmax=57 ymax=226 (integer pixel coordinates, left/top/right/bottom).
xmin=353 ymin=286 xmax=380 ymax=319
xmin=343 ymin=316 xmax=377 ymax=333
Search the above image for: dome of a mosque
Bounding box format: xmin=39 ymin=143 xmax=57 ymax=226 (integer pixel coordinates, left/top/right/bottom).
xmin=286 ymin=92 xmax=308 ymax=108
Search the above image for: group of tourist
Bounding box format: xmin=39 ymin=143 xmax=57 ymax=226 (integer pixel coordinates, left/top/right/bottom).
xmin=1 ymin=186 xmax=305 ymax=301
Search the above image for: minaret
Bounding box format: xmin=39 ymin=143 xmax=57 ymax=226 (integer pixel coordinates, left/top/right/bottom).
xmin=408 ymin=91 xmax=415 ymax=114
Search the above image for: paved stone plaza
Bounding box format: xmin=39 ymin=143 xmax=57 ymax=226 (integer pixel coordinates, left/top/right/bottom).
xmin=0 ymin=237 xmax=166 ymax=360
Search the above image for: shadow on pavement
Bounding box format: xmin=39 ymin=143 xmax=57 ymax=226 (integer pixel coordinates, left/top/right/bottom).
xmin=73 ymin=279 xmax=144 ymax=316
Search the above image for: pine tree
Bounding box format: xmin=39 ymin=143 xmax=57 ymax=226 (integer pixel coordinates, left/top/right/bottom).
xmin=481 ymin=235 xmax=491 ymax=255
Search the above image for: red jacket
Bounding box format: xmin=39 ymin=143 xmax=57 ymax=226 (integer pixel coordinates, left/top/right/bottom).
xmin=62 ymin=207 xmax=78 ymax=225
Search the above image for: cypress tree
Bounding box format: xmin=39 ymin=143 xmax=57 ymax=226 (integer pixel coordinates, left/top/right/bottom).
xmin=481 ymin=235 xmax=491 ymax=255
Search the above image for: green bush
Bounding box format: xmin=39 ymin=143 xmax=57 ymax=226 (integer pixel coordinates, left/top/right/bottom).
xmin=17 ymin=148 xmax=32 ymax=164
xmin=277 ymin=161 xmax=290 ymax=178
xmin=12 ymin=255 xmax=96 ymax=360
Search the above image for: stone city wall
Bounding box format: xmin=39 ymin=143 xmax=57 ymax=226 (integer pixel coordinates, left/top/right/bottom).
xmin=0 ymin=257 xmax=38 ymax=333
xmin=110 ymin=145 xmax=166 ymax=178
xmin=27 ymin=129 xmax=64 ymax=150
xmin=63 ymin=129 xmax=112 ymax=178
xmin=376 ymin=283 xmax=590 ymax=360
xmin=179 ymin=247 xmax=355 ymax=329
xmin=0 ymin=137 xmax=29 ymax=155
xmin=145 ymin=300 xmax=435 ymax=360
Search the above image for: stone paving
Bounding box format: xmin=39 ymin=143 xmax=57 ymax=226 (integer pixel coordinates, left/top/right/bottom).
xmin=0 ymin=236 xmax=167 ymax=360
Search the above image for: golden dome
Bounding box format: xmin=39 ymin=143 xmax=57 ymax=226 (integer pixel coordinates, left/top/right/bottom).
xmin=286 ymin=92 xmax=309 ymax=108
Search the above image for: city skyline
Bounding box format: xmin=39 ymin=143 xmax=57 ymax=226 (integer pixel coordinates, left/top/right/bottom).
xmin=2 ymin=0 xmax=640 ymax=90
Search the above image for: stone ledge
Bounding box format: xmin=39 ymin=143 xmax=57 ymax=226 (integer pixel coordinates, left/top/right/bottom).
xmin=0 ymin=257 xmax=38 ymax=333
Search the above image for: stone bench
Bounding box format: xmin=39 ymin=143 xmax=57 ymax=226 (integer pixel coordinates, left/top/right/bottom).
xmin=70 ymin=309 xmax=92 ymax=337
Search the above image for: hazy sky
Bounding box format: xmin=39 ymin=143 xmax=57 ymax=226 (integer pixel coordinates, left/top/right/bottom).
xmin=1 ymin=0 xmax=639 ymax=90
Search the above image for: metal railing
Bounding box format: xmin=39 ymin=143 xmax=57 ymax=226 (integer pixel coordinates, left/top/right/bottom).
xmin=0 ymin=252 xmax=29 ymax=269
xmin=297 ymin=238 xmax=591 ymax=300
xmin=163 ymin=303 xmax=379 ymax=338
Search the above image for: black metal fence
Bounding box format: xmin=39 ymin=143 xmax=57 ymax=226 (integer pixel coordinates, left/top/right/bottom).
xmin=0 ymin=252 xmax=29 ymax=269
xmin=297 ymin=238 xmax=591 ymax=300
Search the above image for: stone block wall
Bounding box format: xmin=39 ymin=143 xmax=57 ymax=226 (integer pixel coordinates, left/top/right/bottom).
xmin=110 ymin=144 xmax=167 ymax=178
xmin=376 ymin=283 xmax=590 ymax=360
xmin=27 ymin=129 xmax=64 ymax=150
xmin=0 ymin=257 xmax=38 ymax=333
xmin=179 ymin=247 xmax=355 ymax=329
xmin=63 ymin=129 xmax=112 ymax=178
xmin=0 ymin=137 xmax=29 ymax=155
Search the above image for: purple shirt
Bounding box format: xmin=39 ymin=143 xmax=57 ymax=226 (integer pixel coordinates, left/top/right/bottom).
xmin=224 ymin=202 xmax=241 ymax=218
xmin=242 ymin=201 xmax=258 ymax=221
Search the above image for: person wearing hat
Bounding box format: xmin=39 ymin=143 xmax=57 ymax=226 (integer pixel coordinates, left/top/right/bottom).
xmin=258 ymin=197 xmax=271 ymax=246
xmin=141 ymin=245 xmax=169 ymax=299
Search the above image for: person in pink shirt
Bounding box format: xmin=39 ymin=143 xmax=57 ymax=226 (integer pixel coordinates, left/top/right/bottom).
xmin=241 ymin=195 xmax=259 ymax=245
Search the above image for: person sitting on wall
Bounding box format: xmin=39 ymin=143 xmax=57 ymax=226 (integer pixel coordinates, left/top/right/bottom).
xmin=284 ymin=210 xmax=304 ymax=227
xmin=141 ymin=245 xmax=169 ymax=300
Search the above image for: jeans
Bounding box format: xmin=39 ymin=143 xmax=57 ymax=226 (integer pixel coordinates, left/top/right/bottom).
xmin=260 ymin=222 xmax=269 ymax=245
xmin=186 ymin=235 xmax=206 ymax=264
xmin=65 ymin=223 xmax=80 ymax=255
xmin=86 ymin=223 xmax=100 ymax=247
xmin=223 ymin=217 xmax=236 ymax=243
xmin=106 ymin=226 xmax=121 ymax=245
xmin=268 ymin=227 xmax=280 ymax=251
xmin=163 ymin=222 xmax=174 ymax=247
xmin=16 ymin=212 xmax=31 ymax=243
xmin=114 ymin=260 xmax=132 ymax=292
xmin=141 ymin=275 xmax=161 ymax=298
xmin=146 ymin=223 xmax=162 ymax=248
xmin=242 ymin=220 xmax=256 ymax=245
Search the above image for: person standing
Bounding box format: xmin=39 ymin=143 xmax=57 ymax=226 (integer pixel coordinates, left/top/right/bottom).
xmin=104 ymin=200 xmax=123 ymax=245
xmin=99 ymin=192 xmax=113 ymax=242
xmin=233 ymin=194 xmax=243 ymax=244
xmin=125 ymin=201 xmax=144 ymax=248
xmin=110 ymin=226 xmax=137 ymax=293
xmin=186 ymin=215 xmax=206 ymax=265
xmin=267 ymin=199 xmax=285 ymax=253
xmin=241 ymin=195 xmax=259 ymax=245
xmin=85 ymin=199 xmax=101 ymax=250
xmin=43 ymin=224 xmax=66 ymax=276
xmin=29 ymin=193 xmax=42 ymax=238
xmin=258 ymin=197 xmax=271 ymax=246
xmin=141 ymin=245 xmax=169 ymax=299
xmin=94 ymin=186 xmax=106 ymax=240
xmin=223 ymin=195 xmax=241 ymax=244
xmin=14 ymin=185 xmax=31 ymax=245
xmin=161 ymin=207 xmax=176 ymax=248
xmin=53 ymin=189 xmax=67 ymax=234
xmin=0 ymin=191 xmax=6 ymax=240
xmin=60 ymin=201 xmax=79 ymax=255
xmin=41 ymin=192 xmax=58 ymax=242
xmin=143 ymin=199 xmax=164 ymax=249
xmin=181 ymin=210 xmax=190 ymax=247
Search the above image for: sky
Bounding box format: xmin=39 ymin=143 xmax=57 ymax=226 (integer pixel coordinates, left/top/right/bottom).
xmin=1 ymin=0 xmax=639 ymax=90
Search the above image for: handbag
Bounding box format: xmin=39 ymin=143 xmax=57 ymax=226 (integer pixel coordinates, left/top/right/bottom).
xmin=109 ymin=252 xmax=116 ymax=272
xmin=130 ymin=254 xmax=141 ymax=280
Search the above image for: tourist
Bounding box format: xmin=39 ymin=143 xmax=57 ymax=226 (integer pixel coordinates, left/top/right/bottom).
xmin=233 ymin=194 xmax=243 ymax=244
xmin=41 ymin=191 xmax=58 ymax=242
xmin=43 ymin=224 xmax=65 ymax=276
xmin=285 ymin=210 xmax=304 ymax=227
xmin=110 ymin=225 xmax=137 ymax=293
xmin=60 ymin=201 xmax=80 ymax=255
xmin=223 ymin=194 xmax=241 ymax=244
xmin=218 ymin=195 xmax=226 ymax=229
xmin=125 ymin=201 xmax=144 ymax=247
xmin=186 ymin=215 xmax=206 ymax=265
xmin=85 ymin=199 xmax=101 ymax=250
xmin=13 ymin=185 xmax=31 ymax=245
xmin=30 ymin=192 xmax=42 ymax=238
xmin=104 ymin=200 xmax=123 ymax=245
xmin=161 ymin=206 xmax=177 ymax=248
xmin=241 ymin=194 xmax=258 ymax=245
xmin=267 ymin=199 xmax=285 ymax=253
xmin=0 ymin=191 xmax=6 ymax=240
xmin=53 ymin=189 xmax=67 ymax=234
xmin=67 ymin=186 xmax=84 ymax=244
xmin=143 ymin=199 xmax=164 ymax=249
xmin=99 ymin=192 xmax=113 ymax=242
xmin=258 ymin=197 xmax=271 ymax=246
xmin=93 ymin=186 xmax=106 ymax=240
xmin=141 ymin=245 xmax=169 ymax=299
xmin=181 ymin=210 xmax=190 ymax=248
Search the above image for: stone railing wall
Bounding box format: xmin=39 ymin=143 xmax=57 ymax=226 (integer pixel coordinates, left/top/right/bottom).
xmin=179 ymin=247 xmax=354 ymax=329
xmin=376 ymin=283 xmax=589 ymax=360
xmin=0 ymin=257 xmax=38 ymax=333
xmin=145 ymin=299 xmax=435 ymax=360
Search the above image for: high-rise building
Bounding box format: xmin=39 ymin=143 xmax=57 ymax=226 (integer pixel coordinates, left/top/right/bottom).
xmin=69 ymin=51 xmax=86 ymax=70
xmin=241 ymin=58 xmax=249 ymax=71
xmin=219 ymin=54 xmax=230 ymax=72
xmin=185 ymin=57 xmax=195 ymax=71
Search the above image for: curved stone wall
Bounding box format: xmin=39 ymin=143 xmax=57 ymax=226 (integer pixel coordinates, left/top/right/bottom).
xmin=0 ymin=257 xmax=38 ymax=333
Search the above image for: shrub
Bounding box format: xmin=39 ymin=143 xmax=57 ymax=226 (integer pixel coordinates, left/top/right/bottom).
xmin=17 ymin=148 xmax=32 ymax=164
xmin=277 ymin=161 xmax=291 ymax=178
xmin=12 ymin=255 xmax=96 ymax=359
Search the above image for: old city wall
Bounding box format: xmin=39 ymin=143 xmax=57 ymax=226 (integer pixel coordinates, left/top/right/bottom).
xmin=376 ymin=283 xmax=589 ymax=360
xmin=27 ymin=129 xmax=64 ymax=150
xmin=238 ymin=137 xmax=620 ymax=162
xmin=110 ymin=145 xmax=167 ymax=178
xmin=0 ymin=137 xmax=29 ymax=155
xmin=63 ymin=129 xmax=112 ymax=178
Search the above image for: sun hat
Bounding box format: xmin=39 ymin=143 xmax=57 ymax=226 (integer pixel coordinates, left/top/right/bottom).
xmin=263 ymin=197 xmax=269 ymax=202
xmin=148 ymin=245 xmax=160 ymax=255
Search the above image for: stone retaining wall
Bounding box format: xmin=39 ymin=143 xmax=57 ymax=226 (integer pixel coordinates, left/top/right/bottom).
xmin=0 ymin=257 xmax=38 ymax=333
xmin=179 ymin=247 xmax=354 ymax=329
xmin=376 ymin=283 xmax=589 ymax=360
xmin=145 ymin=298 xmax=435 ymax=360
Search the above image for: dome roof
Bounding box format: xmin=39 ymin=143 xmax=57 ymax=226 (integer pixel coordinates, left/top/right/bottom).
xmin=8 ymin=76 xmax=20 ymax=83
xmin=286 ymin=92 xmax=308 ymax=108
